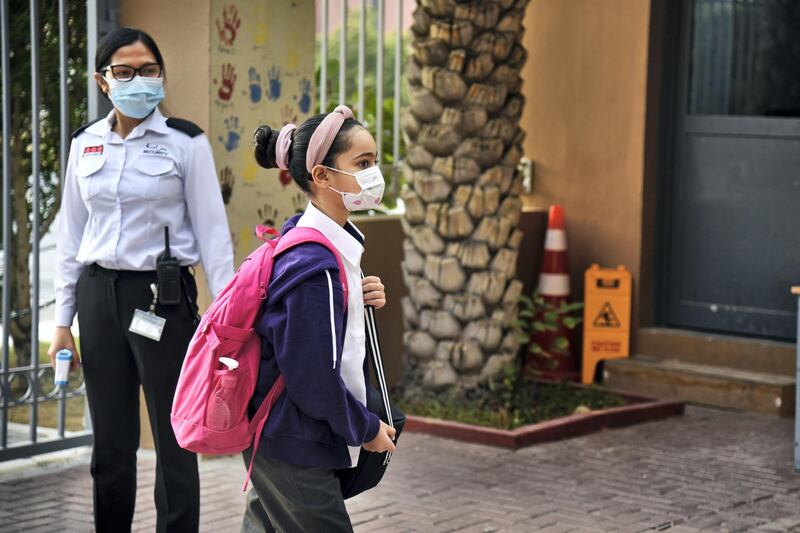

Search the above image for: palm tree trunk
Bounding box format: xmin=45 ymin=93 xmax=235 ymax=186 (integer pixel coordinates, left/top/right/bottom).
xmin=401 ymin=0 xmax=530 ymax=390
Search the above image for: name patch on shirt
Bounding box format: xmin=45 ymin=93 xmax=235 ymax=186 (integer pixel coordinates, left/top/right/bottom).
xmin=142 ymin=143 xmax=169 ymax=157
xmin=83 ymin=145 xmax=103 ymax=156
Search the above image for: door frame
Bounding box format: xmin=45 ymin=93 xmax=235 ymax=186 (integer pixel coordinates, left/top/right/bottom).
xmin=650 ymin=0 xmax=684 ymax=329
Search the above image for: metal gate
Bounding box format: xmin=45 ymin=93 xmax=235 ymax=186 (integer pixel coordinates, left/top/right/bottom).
xmin=1 ymin=0 xmax=407 ymax=461
xmin=0 ymin=0 xmax=116 ymax=462
xmin=316 ymin=0 xmax=410 ymax=202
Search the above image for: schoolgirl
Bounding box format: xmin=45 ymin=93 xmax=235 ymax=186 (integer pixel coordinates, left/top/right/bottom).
xmin=243 ymin=105 xmax=396 ymax=532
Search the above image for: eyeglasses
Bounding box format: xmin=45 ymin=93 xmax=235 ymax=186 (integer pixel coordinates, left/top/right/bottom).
xmin=101 ymin=63 xmax=162 ymax=82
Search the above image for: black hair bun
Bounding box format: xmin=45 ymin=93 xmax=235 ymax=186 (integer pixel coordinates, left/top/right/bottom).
xmin=253 ymin=125 xmax=280 ymax=169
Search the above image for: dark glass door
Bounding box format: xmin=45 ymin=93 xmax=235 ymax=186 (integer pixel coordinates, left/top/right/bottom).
xmin=666 ymin=0 xmax=800 ymax=339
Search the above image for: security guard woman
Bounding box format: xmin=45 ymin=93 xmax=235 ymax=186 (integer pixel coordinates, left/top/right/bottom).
xmin=47 ymin=28 xmax=233 ymax=533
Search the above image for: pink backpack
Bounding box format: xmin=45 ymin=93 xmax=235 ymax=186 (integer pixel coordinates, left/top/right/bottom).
xmin=170 ymin=225 xmax=348 ymax=488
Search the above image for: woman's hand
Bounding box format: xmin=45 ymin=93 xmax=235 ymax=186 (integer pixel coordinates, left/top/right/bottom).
xmin=47 ymin=326 xmax=81 ymax=372
xmin=362 ymin=276 xmax=386 ymax=309
xmin=363 ymin=421 xmax=397 ymax=453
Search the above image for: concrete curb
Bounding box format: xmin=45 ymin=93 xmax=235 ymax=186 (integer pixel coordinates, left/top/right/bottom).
xmin=405 ymin=398 xmax=685 ymax=449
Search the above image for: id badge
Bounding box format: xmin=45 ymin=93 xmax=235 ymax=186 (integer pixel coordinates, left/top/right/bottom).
xmin=129 ymin=308 xmax=166 ymax=341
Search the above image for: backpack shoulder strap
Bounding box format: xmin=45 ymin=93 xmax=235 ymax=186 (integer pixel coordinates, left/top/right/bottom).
xmin=273 ymin=227 xmax=349 ymax=304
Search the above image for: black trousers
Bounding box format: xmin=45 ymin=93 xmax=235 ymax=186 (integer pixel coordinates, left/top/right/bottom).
xmin=77 ymin=264 xmax=200 ymax=533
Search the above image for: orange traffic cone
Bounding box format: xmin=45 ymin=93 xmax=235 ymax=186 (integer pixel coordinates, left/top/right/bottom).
xmin=538 ymin=205 xmax=570 ymax=305
xmin=529 ymin=205 xmax=578 ymax=379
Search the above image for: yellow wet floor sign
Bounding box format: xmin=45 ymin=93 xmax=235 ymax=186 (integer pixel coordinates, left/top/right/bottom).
xmin=582 ymin=265 xmax=632 ymax=384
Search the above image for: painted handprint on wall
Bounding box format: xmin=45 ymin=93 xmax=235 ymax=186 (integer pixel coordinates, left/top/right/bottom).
xmin=216 ymin=5 xmax=241 ymax=47
xmin=218 ymin=166 xmax=236 ymax=204
xmin=292 ymin=192 xmax=307 ymax=214
xmin=280 ymin=104 xmax=297 ymax=126
xmin=216 ymin=63 xmax=236 ymax=102
xmin=297 ymin=78 xmax=312 ymax=114
xmin=267 ymin=65 xmax=281 ymax=102
xmin=278 ymin=170 xmax=293 ymax=188
xmin=254 ymin=20 xmax=268 ymax=47
xmin=257 ymin=203 xmax=280 ymax=227
xmin=218 ymin=116 xmax=244 ymax=152
xmin=248 ymin=67 xmax=263 ymax=104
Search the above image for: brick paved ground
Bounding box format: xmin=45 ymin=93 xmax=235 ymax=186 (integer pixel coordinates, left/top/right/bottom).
xmin=1 ymin=406 xmax=799 ymax=532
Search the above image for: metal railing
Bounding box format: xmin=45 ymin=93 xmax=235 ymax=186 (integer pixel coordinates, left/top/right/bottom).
xmin=317 ymin=0 xmax=407 ymax=197
xmin=0 ymin=0 xmax=12 ymax=459
xmin=0 ymin=0 xmax=95 ymax=461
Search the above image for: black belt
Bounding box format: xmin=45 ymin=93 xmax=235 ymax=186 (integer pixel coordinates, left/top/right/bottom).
xmin=87 ymin=263 xmax=193 ymax=279
xmin=86 ymin=263 xmax=200 ymax=326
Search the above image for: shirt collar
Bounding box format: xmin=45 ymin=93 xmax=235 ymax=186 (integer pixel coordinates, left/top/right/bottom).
xmin=141 ymin=107 xmax=170 ymax=135
xmin=296 ymin=201 xmax=364 ymax=268
xmin=345 ymin=219 xmax=365 ymax=242
xmin=84 ymin=107 xmax=170 ymax=140
xmin=84 ymin=110 xmax=115 ymax=136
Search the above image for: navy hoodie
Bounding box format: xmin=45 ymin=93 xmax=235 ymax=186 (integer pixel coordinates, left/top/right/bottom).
xmin=249 ymin=214 xmax=380 ymax=469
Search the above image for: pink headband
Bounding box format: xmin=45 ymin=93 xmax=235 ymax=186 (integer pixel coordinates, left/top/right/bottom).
xmin=275 ymin=123 xmax=296 ymax=171
xmin=306 ymin=105 xmax=354 ymax=173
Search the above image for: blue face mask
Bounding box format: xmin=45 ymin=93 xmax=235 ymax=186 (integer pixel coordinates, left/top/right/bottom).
xmin=105 ymin=75 xmax=165 ymax=119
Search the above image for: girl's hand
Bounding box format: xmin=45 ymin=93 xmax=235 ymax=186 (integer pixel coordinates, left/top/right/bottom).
xmin=362 ymin=276 xmax=386 ymax=309
xmin=47 ymin=326 xmax=81 ymax=372
xmin=363 ymin=421 xmax=397 ymax=453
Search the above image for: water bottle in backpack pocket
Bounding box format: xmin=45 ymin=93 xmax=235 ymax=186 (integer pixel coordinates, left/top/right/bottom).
xmin=206 ymin=357 xmax=250 ymax=432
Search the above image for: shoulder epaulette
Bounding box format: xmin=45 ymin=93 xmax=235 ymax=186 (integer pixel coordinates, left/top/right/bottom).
xmin=166 ymin=117 xmax=204 ymax=138
xmin=71 ymin=118 xmax=103 ymax=139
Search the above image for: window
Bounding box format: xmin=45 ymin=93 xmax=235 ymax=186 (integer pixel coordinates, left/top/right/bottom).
xmin=688 ymin=0 xmax=800 ymax=117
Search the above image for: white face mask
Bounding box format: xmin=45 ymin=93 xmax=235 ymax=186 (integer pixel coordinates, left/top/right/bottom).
xmin=325 ymin=165 xmax=385 ymax=211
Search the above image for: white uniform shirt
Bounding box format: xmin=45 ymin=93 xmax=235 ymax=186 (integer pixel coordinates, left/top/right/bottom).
xmin=296 ymin=201 xmax=367 ymax=467
xmin=54 ymin=108 xmax=234 ymax=327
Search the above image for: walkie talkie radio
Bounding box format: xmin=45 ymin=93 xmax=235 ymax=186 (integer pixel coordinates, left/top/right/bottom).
xmin=156 ymin=226 xmax=182 ymax=306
